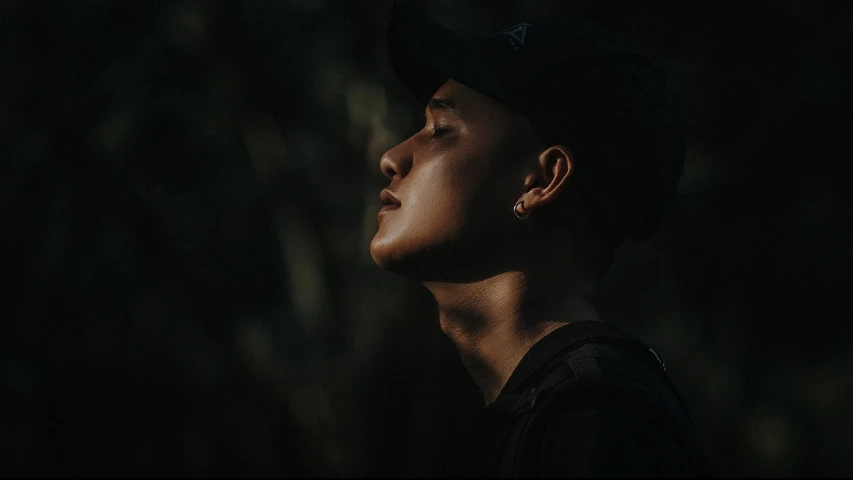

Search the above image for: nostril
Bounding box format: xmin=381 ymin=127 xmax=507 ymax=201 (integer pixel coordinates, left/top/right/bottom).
xmin=379 ymin=140 xmax=413 ymax=180
xmin=379 ymin=152 xmax=399 ymax=179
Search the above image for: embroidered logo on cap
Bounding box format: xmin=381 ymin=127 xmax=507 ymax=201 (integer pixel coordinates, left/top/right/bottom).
xmin=501 ymin=23 xmax=531 ymax=50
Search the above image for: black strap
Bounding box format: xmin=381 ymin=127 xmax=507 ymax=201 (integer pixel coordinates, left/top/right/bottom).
xmin=529 ymin=323 xmax=689 ymax=423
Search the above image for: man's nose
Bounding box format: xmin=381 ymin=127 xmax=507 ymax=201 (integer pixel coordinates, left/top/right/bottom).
xmin=379 ymin=140 xmax=413 ymax=180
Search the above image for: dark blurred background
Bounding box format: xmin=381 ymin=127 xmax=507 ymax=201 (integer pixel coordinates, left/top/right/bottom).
xmin=2 ymin=0 xmax=851 ymax=477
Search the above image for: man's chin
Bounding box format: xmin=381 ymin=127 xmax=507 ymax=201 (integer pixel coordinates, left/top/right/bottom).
xmin=370 ymin=245 xmax=410 ymax=276
xmin=370 ymin=233 xmax=491 ymax=282
xmin=369 ymin=239 xmax=397 ymax=270
xmin=370 ymin=246 xmax=461 ymax=284
xmin=370 ymin=240 xmax=426 ymax=280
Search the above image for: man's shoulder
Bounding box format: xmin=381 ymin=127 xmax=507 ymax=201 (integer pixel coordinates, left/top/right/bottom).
xmin=520 ymin=339 xmax=695 ymax=445
xmin=511 ymin=339 xmax=711 ymax=477
xmin=441 ymin=328 xmax=713 ymax=478
xmin=511 ymin=334 xmax=680 ymax=412
xmin=543 ymin=340 xmax=677 ymax=401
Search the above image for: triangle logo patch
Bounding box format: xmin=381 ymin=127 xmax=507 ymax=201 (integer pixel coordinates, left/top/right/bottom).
xmin=502 ymin=23 xmax=530 ymax=48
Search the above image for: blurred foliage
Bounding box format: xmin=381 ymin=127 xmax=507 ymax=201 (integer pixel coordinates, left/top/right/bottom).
xmin=2 ymin=0 xmax=852 ymax=477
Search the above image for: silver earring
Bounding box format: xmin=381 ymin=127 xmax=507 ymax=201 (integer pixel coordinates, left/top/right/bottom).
xmin=514 ymin=200 xmax=530 ymax=220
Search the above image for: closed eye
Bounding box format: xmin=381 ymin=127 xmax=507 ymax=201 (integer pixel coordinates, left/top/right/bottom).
xmin=431 ymin=125 xmax=452 ymax=138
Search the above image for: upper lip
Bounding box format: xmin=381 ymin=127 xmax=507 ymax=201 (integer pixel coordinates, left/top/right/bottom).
xmin=380 ymin=189 xmax=401 ymax=208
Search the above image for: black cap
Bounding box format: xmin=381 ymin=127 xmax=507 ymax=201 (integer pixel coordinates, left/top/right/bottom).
xmin=387 ymin=0 xmax=684 ymax=248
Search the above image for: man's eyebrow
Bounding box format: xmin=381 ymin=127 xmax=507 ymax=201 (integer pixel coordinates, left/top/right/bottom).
xmin=427 ymin=97 xmax=459 ymax=114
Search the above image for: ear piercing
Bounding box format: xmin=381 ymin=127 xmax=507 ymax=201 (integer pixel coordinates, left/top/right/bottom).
xmin=514 ymin=200 xmax=530 ymax=220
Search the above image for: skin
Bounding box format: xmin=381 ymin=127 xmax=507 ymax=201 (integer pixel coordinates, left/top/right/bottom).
xmin=370 ymin=79 xmax=611 ymax=404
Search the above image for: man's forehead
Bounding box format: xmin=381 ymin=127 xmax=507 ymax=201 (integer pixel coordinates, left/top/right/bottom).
xmin=426 ymin=78 xmax=542 ymax=145
xmin=433 ymin=78 xmax=465 ymax=97
xmin=426 ymin=79 xmax=501 ymax=115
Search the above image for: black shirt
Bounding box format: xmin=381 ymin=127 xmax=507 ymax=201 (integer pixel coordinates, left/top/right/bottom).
xmin=439 ymin=321 xmax=712 ymax=478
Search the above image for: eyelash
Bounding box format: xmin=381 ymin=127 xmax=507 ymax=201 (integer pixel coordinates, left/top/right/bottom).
xmin=430 ymin=125 xmax=451 ymax=138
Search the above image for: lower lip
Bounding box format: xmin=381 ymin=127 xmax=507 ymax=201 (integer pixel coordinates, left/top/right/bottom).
xmin=378 ymin=204 xmax=400 ymax=215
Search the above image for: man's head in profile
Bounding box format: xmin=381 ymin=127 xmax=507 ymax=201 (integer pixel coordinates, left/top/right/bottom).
xmin=370 ymin=2 xmax=684 ymax=288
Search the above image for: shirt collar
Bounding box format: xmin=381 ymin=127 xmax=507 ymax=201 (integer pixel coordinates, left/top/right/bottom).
xmin=492 ymin=320 xmax=624 ymax=403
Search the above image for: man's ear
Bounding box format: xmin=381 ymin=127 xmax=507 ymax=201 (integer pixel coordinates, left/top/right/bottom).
xmin=515 ymin=145 xmax=573 ymax=216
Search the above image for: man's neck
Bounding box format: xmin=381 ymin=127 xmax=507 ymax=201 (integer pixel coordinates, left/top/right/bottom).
xmin=423 ymin=270 xmax=601 ymax=404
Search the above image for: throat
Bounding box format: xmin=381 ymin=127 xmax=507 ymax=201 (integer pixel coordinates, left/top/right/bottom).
xmin=441 ymin=315 xmax=570 ymax=404
xmin=427 ymin=272 xmax=601 ymax=404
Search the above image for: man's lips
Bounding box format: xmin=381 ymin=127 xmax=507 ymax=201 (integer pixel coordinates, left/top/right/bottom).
xmin=379 ymin=189 xmax=401 ymax=214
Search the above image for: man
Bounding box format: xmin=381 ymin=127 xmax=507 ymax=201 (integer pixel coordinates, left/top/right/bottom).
xmin=370 ymin=1 xmax=712 ymax=477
